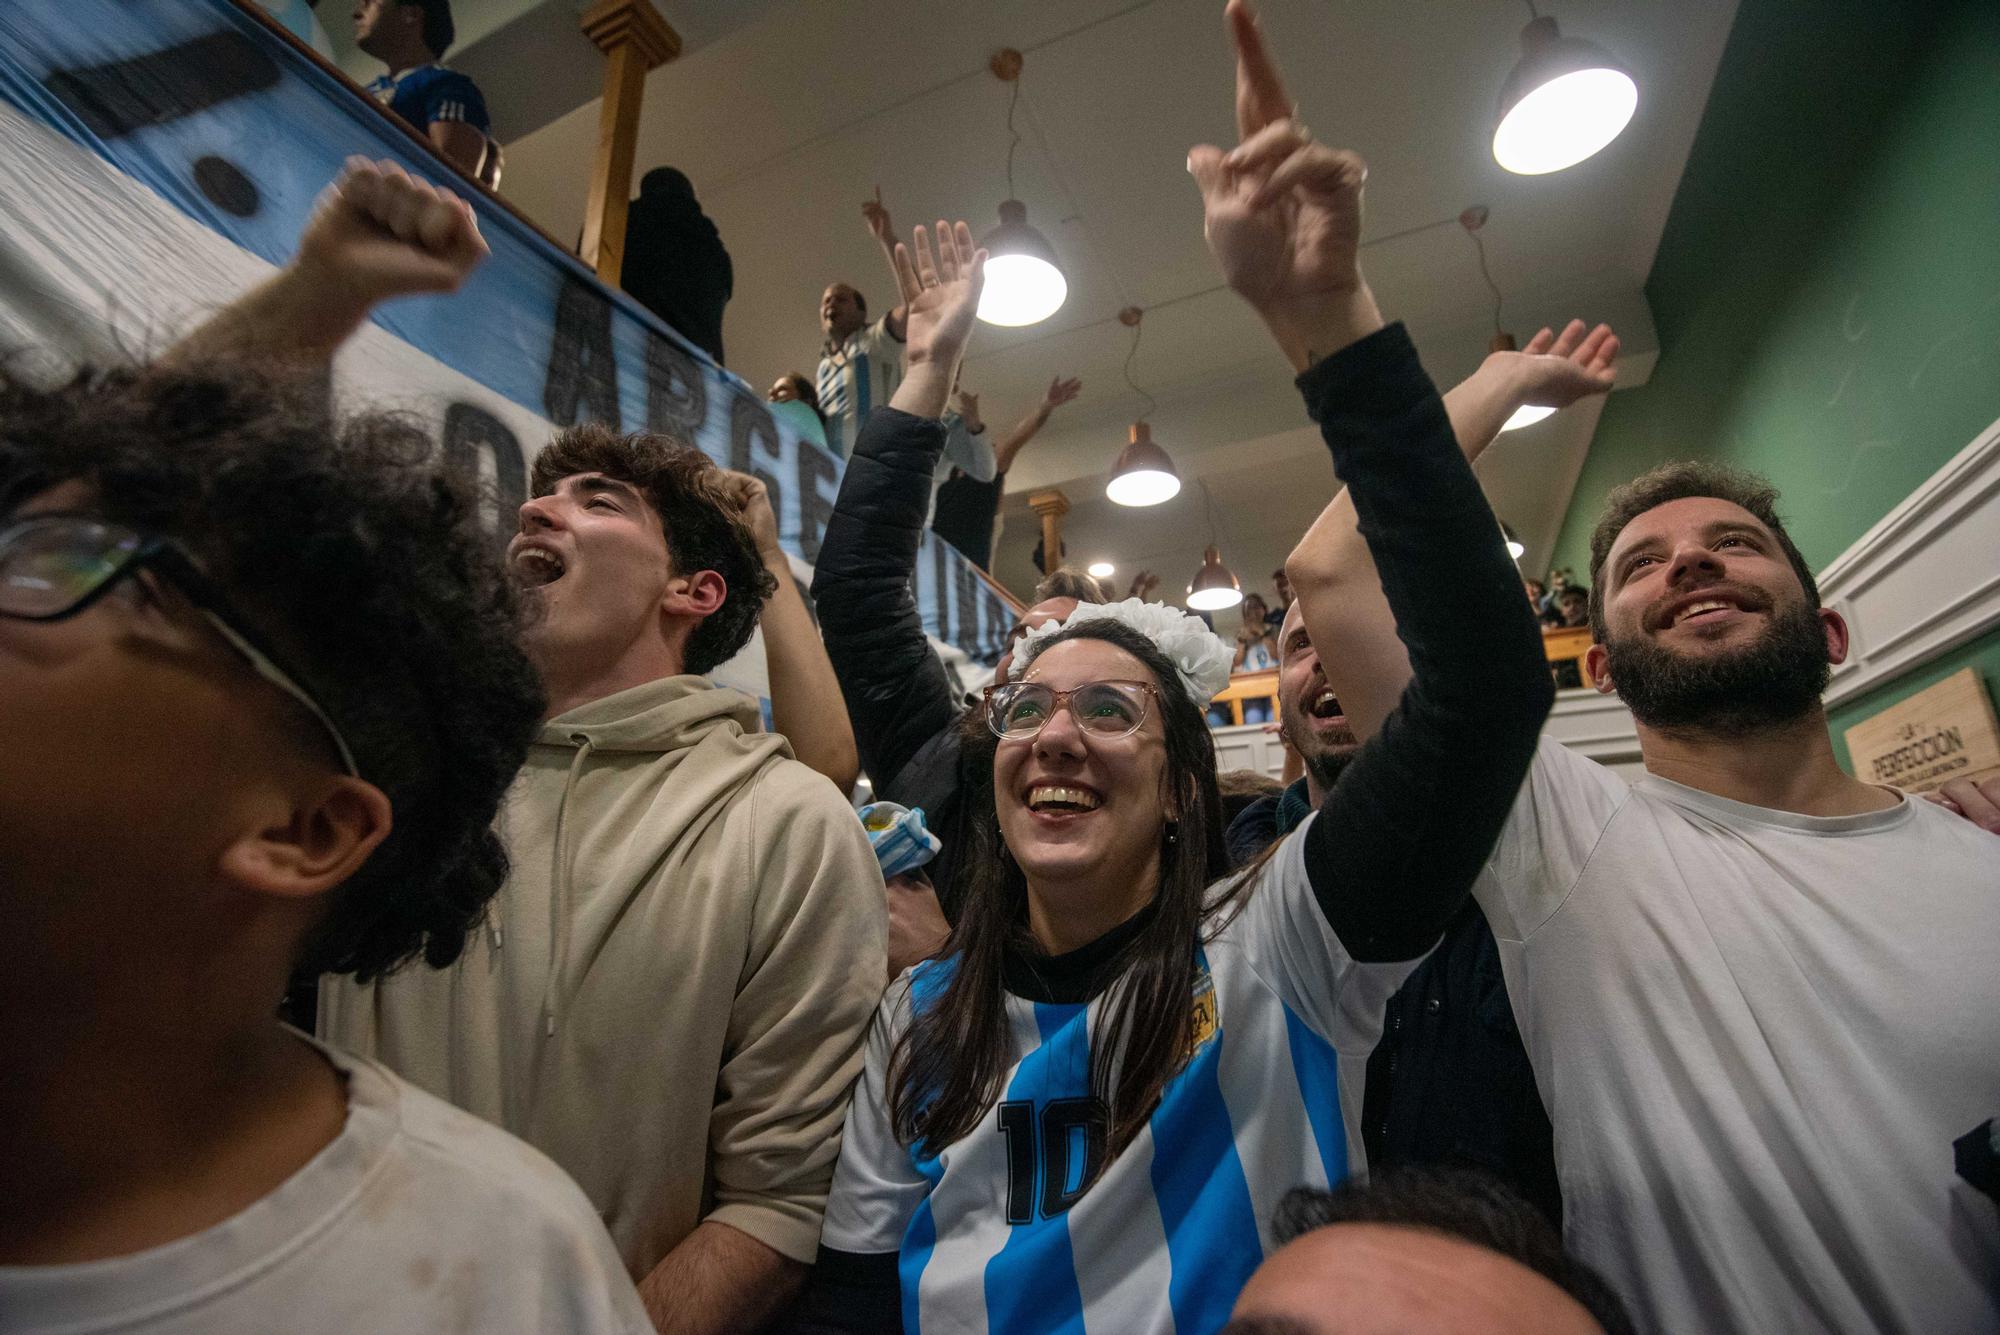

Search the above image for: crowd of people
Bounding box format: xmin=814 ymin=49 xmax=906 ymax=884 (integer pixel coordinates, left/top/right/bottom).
xmin=3 ymin=2 xmax=1998 ymax=1333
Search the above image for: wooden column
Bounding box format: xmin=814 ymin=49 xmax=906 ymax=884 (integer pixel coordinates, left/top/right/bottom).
xmin=1027 ymin=488 xmax=1070 ymax=573
xmin=578 ymin=0 xmax=680 ymax=286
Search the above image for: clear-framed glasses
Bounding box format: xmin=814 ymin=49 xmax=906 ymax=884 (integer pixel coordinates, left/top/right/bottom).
xmin=983 ymin=678 xmax=1158 ymax=742
xmin=0 ymin=513 xmax=361 ymax=777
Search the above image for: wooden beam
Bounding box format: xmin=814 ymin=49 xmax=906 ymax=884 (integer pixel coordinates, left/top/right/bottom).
xmin=1027 ymin=489 xmax=1070 ymax=575
xmin=578 ymin=0 xmax=680 ymax=287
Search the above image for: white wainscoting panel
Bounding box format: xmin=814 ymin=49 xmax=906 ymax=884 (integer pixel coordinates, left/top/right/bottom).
xmin=1212 ymin=723 xmax=1290 ymax=781
xmin=1818 ymin=415 xmax=2000 ymax=708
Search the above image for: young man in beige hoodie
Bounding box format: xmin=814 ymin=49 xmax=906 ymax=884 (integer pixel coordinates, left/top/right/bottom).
xmin=191 ymin=160 xmax=890 ymax=1335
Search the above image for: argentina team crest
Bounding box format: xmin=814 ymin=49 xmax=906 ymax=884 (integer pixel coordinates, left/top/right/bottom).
xmin=1188 ymin=959 xmax=1220 ymax=1056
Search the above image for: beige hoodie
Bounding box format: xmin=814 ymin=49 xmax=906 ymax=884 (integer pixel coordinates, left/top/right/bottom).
xmin=319 ymin=676 xmax=887 ymax=1278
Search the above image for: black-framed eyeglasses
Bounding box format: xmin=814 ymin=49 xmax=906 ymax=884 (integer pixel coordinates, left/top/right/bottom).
xmin=0 ymin=513 xmax=360 ymax=777
xmin=983 ymin=678 xmax=1158 ymax=742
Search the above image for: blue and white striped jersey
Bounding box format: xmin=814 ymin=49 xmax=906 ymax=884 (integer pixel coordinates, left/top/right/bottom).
xmin=815 ymin=315 xmax=903 ymax=460
xmin=821 ymin=812 xmax=1424 ymax=1334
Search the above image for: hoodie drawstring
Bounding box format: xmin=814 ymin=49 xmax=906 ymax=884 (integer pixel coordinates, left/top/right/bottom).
xmin=537 ymin=735 xmax=595 ymax=1040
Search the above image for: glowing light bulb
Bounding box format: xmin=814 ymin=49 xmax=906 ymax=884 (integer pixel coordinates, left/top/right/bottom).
xmin=977 ymin=201 xmax=1067 ymax=326
xmin=1492 ymin=18 xmax=1637 ymax=176
xmin=1106 ymin=423 xmax=1181 ymax=507
xmin=1186 ymin=545 xmax=1242 ymax=611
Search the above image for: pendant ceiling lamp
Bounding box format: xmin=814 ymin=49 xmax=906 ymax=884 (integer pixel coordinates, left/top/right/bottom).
xmin=1106 ymin=307 xmax=1181 ymax=506
xmin=1184 ymin=481 xmax=1243 ymax=612
xmin=1461 ymin=207 xmax=1558 ymax=434
xmin=978 ymin=50 xmax=1067 ymax=327
xmin=1501 ymin=520 xmax=1527 ymax=560
xmin=1107 ymin=423 xmax=1181 ymax=507
xmin=1186 ymin=546 xmax=1243 ymax=612
xmin=1492 ymin=7 xmax=1637 ymax=176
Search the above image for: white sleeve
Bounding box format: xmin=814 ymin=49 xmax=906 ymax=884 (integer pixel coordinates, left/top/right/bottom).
xmin=819 ymin=978 xmax=929 ymax=1254
xmin=1225 ymin=812 xmax=1425 ymax=1056
xmin=1472 ymin=735 xmax=1630 ymax=942
xmin=859 ymin=313 xmax=905 ymax=362
xmin=943 ymin=415 xmax=997 ymax=482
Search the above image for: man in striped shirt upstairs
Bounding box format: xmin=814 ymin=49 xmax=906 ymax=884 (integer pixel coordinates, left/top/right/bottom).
xmin=814 ymin=189 xmax=912 ymax=458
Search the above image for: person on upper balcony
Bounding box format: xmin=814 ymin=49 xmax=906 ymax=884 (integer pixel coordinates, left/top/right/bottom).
xmin=815 ymin=190 xmax=915 ymax=459
xmin=621 ymin=167 xmax=734 ymax=366
xmin=353 ymin=0 xmax=490 ymax=180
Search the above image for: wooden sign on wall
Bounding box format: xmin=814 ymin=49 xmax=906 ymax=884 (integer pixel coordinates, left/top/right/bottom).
xmin=1844 ymin=668 xmax=2000 ymax=791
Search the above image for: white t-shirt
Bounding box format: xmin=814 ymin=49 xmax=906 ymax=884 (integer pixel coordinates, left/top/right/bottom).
xmin=1476 ymin=738 xmax=2000 ymax=1334
xmin=0 ymin=1038 xmax=651 ymax=1335
xmin=822 ymin=812 xmax=1423 ymax=1335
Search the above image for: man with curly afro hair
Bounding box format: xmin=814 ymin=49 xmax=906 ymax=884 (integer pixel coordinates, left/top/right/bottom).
xmin=0 ymin=355 xmax=647 ymax=1320
xmin=245 ymin=162 xmax=886 ymax=1332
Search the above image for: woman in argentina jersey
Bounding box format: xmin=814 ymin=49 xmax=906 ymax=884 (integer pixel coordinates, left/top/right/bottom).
xmin=788 ymin=12 xmax=1556 ymax=1328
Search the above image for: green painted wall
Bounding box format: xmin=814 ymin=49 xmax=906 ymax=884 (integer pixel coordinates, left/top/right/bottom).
xmin=1547 ymin=0 xmax=2000 ymax=769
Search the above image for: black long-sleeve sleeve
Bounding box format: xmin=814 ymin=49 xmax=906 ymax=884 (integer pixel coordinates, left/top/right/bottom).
xmin=810 ymin=406 xmax=963 ymax=793
xmin=1297 ymin=323 xmax=1556 ymax=962
xmin=778 ymin=1246 xmax=902 ymax=1335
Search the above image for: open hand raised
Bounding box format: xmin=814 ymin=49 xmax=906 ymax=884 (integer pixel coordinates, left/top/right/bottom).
xmin=893 ymin=220 xmax=987 ymax=373
xmin=1504 ymin=319 xmax=1621 ymax=408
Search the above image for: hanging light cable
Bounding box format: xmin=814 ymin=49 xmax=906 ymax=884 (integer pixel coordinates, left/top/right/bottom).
xmin=1492 ymin=0 xmax=1637 ymax=176
xmin=1185 ymin=479 xmax=1243 ymax=612
xmin=977 ymin=49 xmax=1067 ymax=327
xmin=1106 ymin=307 xmax=1181 ymax=506
xmin=1461 ymin=206 xmax=1556 ymax=432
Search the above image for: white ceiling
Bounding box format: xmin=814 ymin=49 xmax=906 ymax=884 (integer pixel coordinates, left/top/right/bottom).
xmin=486 ymin=0 xmax=1739 ymax=604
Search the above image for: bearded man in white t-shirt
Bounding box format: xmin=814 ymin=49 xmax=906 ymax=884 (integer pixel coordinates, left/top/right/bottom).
xmin=1289 ymin=453 xmax=2000 ymax=1333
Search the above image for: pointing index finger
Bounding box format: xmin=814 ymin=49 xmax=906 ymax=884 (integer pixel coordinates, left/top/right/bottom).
xmin=1229 ymin=0 xmax=1294 ymax=141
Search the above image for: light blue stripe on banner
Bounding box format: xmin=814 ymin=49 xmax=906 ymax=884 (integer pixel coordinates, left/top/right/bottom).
xmin=1151 ymin=951 xmax=1265 ymax=1335
xmin=981 ymin=1001 xmax=1089 ymax=1335
xmin=1283 ymin=1003 xmax=1349 ymax=1185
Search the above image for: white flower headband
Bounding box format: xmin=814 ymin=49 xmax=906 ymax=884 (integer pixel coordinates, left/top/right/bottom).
xmin=1011 ymin=597 xmax=1236 ymax=707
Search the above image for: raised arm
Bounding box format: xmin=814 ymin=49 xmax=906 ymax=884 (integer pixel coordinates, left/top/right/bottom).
xmin=716 ymin=471 xmax=859 ymax=792
xmin=166 ymin=157 xmax=487 ymax=369
xmin=1285 ymin=323 xmax=1620 ymax=737
xmin=990 ymin=375 xmax=1081 ymax=474
xmin=427 ymin=121 xmax=488 ymax=178
xmin=861 ymin=187 xmax=911 ymax=339
xmin=1192 ymin=0 xmax=1553 ymax=962
xmin=809 ymin=221 xmax=986 ymax=789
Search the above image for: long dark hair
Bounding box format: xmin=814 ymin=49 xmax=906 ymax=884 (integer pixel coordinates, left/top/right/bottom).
xmin=890 ymin=619 xmax=1245 ymax=1164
